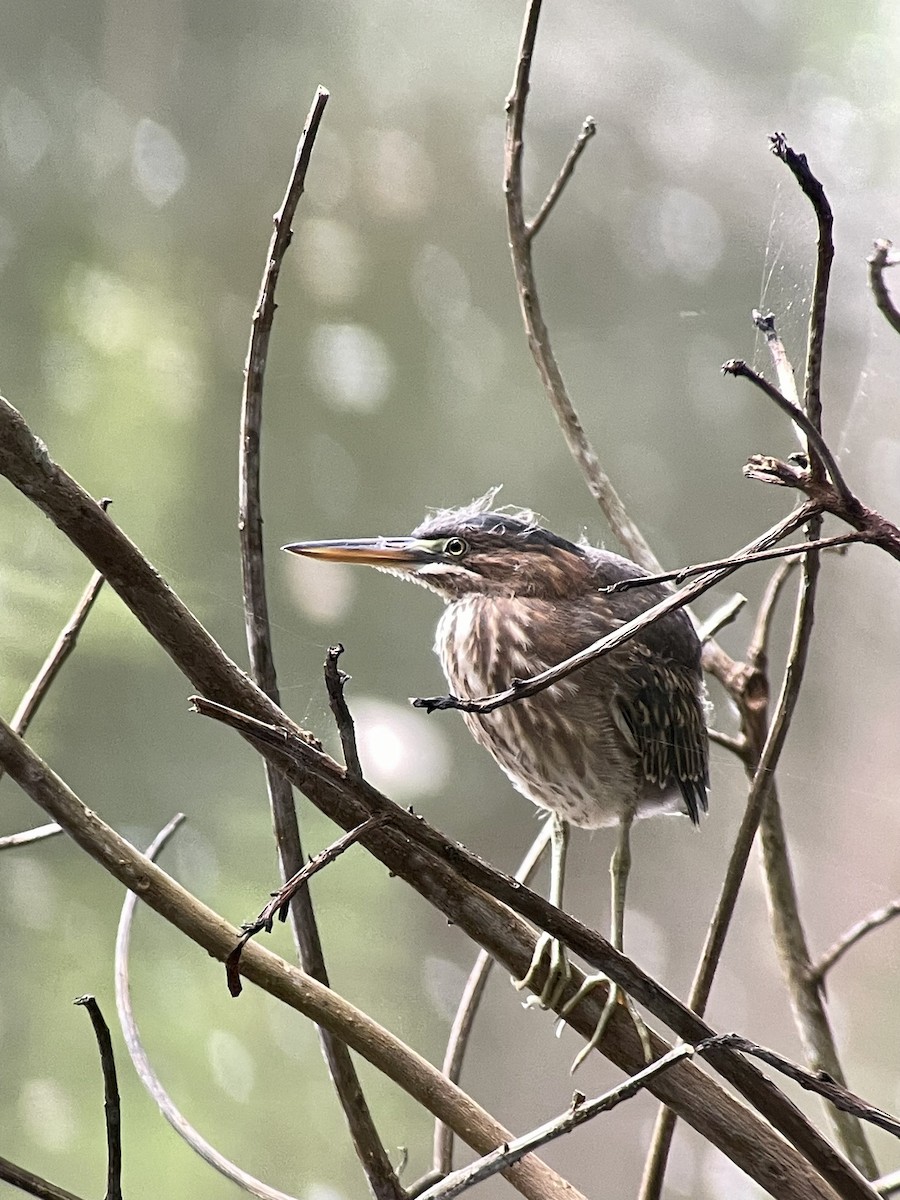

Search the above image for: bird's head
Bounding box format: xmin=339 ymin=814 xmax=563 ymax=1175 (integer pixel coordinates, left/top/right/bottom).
xmin=283 ymin=498 xmax=590 ymax=602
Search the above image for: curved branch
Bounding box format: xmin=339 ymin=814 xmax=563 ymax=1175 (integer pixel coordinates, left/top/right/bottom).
xmin=811 ymin=899 xmax=900 ymax=988
xmin=115 ymin=815 xmax=302 ymax=1200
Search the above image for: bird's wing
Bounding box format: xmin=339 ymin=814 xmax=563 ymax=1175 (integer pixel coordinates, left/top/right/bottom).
xmin=610 ymin=654 xmax=709 ymax=824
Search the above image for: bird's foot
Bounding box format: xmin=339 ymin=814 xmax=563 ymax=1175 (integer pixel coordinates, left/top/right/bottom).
xmin=556 ymin=974 xmax=654 ymax=1073
xmin=513 ymin=933 xmax=572 ymax=1012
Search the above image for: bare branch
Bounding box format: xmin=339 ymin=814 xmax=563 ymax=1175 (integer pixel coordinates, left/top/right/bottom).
xmin=0 ymin=399 xmax=875 ymax=1200
xmin=0 ymin=1156 xmax=86 ymax=1200
xmin=434 ymin=821 xmax=553 ymax=1176
xmin=526 ymin=117 xmax=596 ymax=242
xmin=811 ymin=899 xmax=900 ymax=987
xmin=867 ymin=240 xmax=900 ymax=335
xmin=0 ymin=822 xmax=63 ymax=851
xmin=875 ymin=1167 xmax=900 ymax=1197
xmin=769 ymin=132 xmax=833 ymax=436
xmin=753 ymin=309 xmax=801 ymax=407
xmin=324 ymin=644 xmax=363 ymax=778
xmin=503 ymin=0 xmax=662 ymax=573
xmin=642 ymin=507 xmax=841 ymax=1199
xmin=697 ymin=594 xmax=747 ymax=642
xmin=607 ymin=531 xmax=865 ymax=593
xmin=115 ymin=815 xmax=304 ymax=1200
xmin=746 ymin=557 xmax=799 ymax=669
xmin=73 ymin=996 xmax=122 ymax=1200
xmin=759 ymin=134 xmax=877 ymax=1178
xmin=722 ymin=358 xmax=854 ymax=507
xmin=707 ymin=728 xmax=748 ymax=757
xmin=421 ymin=1045 xmax=695 ymax=1199
xmin=226 ymin=814 xmax=389 ymax=993
xmin=0 ymin=501 xmax=109 ymax=792
xmin=711 ymin=1035 xmax=900 ymax=1139
xmin=186 ymin=698 xmax=880 ymax=1200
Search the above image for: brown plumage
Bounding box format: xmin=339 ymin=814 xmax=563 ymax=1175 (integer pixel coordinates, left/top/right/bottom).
xmin=410 ymin=504 xmax=708 ymax=831
xmin=284 ymin=495 xmax=709 ymax=1066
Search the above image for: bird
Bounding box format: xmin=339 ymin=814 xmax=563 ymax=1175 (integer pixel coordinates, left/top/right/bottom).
xmin=283 ymin=493 xmax=709 ymax=1069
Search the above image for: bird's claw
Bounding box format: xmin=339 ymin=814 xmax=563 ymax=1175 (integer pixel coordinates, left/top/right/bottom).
xmin=556 ymin=974 xmax=654 ymax=1073
xmin=513 ymin=933 xmax=572 ymax=1011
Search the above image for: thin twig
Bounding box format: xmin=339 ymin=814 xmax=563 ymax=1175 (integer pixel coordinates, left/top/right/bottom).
xmin=607 ymin=532 xmax=865 ymax=593
xmin=503 ymin=0 xmax=662 ymax=573
xmin=237 ymin=88 xmax=400 ymax=1200
xmin=0 ymin=822 xmax=63 ymax=851
xmin=867 ymin=240 xmax=900 ymax=335
xmin=0 ymin=501 xmax=109 ymax=790
xmin=433 ymin=821 xmax=553 ymax=1176
xmin=710 ymin=1035 xmax=900 ymax=1139
xmin=697 ymin=594 xmax=746 ymax=642
xmin=226 ymin=814 xmax=389 ymax=993
xmin=722 ymin=359 xmax=854 ymax=507
xmin=0 ymin=1156 xmax=86 ymax=1200
xmin=707 ymin=728 xmax=748 ymax=757
xmin=114 ymin=814 xmax=303 ymax=1200
xmin=73 ymin=996 xmax=122 ymax=1200
xmin=421 ymin=1045 xmax=696 ymax=1200
xmin=769 ymin=132 xmax=834 ymax=435
xmin=526 ymin=117 xmax=596 ymax=242
xmin=746 ymin=557 xmax=799 ymax=668
xmin=811 ymin=899 xmax=900 ymax=987
xmin=413 ymin=503 xmax=819 ymax=714
xmin=324 ymin=644 xmax=363 ymax=778
xmin=753 ymin=309 xmax=801 ymax=405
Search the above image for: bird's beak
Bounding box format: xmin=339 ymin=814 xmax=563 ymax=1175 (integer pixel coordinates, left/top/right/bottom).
xmin=282 ymin=537 xmax=438 ymax=571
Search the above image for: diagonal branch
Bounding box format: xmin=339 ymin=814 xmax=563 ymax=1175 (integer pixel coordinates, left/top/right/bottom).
xmin=421 ymin=1045 xmax=695 ymax=1200
xmin=526 ymin=117 xmax=596 ymax=242
xmin=811 ymin=899 xmax=900 ymax=988
xmin=607 ymin=532 xmax=866 ymax=593
xmin=722 ymin=358 xmax=854 ymax=507
xmin=3 ymin=718 xmax=583 ymax=1200
xmin=0 ymin=397 xmax=877 ymax=1200
xmin=0 ymin=499 xmax=109 ymax=792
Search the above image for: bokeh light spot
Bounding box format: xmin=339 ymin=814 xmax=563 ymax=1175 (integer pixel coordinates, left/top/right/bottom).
xmin=132 ymin=118 xmax=187 ymax=207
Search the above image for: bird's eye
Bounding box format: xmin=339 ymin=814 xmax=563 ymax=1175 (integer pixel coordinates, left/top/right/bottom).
xmin=444 ymin=537 xmax=468 ymax=558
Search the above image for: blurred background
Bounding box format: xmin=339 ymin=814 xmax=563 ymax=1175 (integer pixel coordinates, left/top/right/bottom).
xmin=2 ymin=0 xmax=900 ymax=1196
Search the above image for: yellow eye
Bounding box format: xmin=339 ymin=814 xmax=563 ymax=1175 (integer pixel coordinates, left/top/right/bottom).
xmin=444 ymin=537 xmax=468 ymax=558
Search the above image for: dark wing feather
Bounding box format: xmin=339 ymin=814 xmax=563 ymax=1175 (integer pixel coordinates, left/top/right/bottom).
xmin=612 ymin=656 xmax=709 ymax=824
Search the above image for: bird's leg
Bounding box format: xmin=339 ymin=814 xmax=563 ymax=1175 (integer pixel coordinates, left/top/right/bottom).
xmin=558 ymin=811 xmax=654 ymax=1072
xmin=513 ymin=814 xmax=572 ymax=1010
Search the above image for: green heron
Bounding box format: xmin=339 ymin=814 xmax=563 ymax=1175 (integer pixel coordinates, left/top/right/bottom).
xmin=284 ymin=497 xmax=708 ymax=1068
